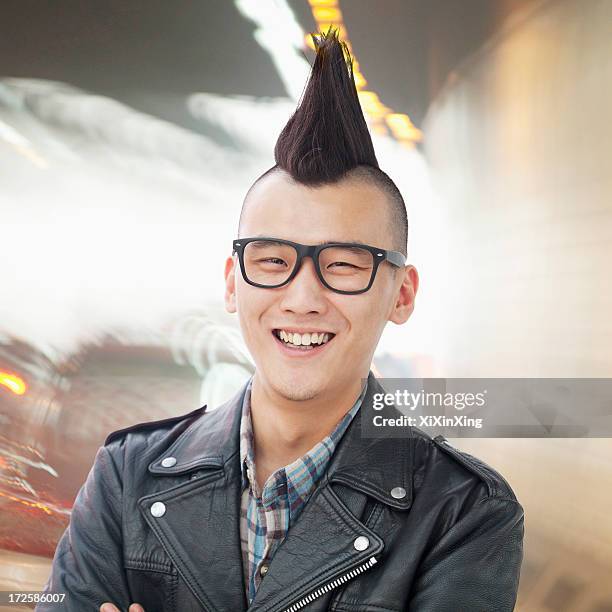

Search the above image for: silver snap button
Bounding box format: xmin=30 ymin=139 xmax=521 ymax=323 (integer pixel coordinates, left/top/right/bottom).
xmin=260 ymin=563 xmax=269 ymax=576
xmin=161 ymin=457 xmax=177 ymax=468
xmin=390 ymin=486 xmax=406 ymax=499
xmin=150 ymin=501 xmax=166 ymax=517
xmin=353 ymin=536 xmax=369 ymax=551
xmin=190 ymin=473 xmax=199 ymax=480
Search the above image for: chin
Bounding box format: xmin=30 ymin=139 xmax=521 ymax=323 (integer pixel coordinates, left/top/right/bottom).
xmin=268 ymin=371 xmax=326 ymax=402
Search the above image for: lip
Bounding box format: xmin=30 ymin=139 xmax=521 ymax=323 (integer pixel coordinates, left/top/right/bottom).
xmin=271 ymin=329 xmax=335 ymax=358
xmin=272 ymin=327 xmax=335 ymax=335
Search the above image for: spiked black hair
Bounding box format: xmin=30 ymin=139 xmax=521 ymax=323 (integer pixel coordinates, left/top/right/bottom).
xmin=242 ymin=27 xmax=408 ymax=256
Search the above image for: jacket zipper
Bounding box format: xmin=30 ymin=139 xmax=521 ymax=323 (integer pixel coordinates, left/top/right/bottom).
xmin=281 ymin=556 xmax=378 ymax=612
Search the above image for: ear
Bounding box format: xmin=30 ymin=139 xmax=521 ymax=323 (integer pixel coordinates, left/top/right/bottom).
xmin=224 ymin=255 xmax=237 ymax=314
xmin=388 ymin=265 xmax=419 ymax=325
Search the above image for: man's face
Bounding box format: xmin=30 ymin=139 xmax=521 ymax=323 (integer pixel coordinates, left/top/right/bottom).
xmin=224 ymin=171 xmax=418 ymax=402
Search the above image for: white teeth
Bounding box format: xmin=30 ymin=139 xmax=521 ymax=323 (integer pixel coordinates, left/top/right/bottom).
xmin=276 ymin=330 xmax=332 ymax=347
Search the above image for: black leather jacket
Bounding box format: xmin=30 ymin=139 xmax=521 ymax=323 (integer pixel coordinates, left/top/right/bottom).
xmin=39 ymin=372 xmax=524 ymax=611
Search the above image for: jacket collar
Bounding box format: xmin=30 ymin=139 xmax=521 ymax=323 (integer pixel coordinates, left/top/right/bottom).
xmin=148 ymin=370 xmax=413 ymax=511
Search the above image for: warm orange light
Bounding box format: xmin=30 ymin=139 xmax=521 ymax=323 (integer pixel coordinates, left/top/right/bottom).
xmin=0 ymin=371 xmax=27 ymax=395
xmin=306 ymin=0 xmax=421 ymax=144
xmin=353 ymin=72 xmax=367 ymax=89
xmin=386 ymin=113 xmax=423 ymax=142
xmin=0 ymin=490 xmax=53 ymax=515
xmin=371 ymin=122 xmax=389 ymax=136
xmin=357 ymin=91 xmax=391 ymax=120
xmin=313 ymin=7 xmax=342 ymax=22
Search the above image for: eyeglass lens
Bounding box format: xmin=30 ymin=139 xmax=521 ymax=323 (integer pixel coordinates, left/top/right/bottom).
xmin=242 ymin=240 xmax=375 ymax=292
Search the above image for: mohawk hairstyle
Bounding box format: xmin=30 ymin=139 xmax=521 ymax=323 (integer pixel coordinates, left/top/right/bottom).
xmin=274 ymin=27 xmax=378 ymax=182
xmin=242 ymin=27 xmax=408 ymax=255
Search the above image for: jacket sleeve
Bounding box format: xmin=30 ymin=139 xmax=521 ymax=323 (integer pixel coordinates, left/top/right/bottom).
xmin=407 ymin=497 xmax=524 ymax=612
xmin=36 ymin=444 xmax=131 ymax=612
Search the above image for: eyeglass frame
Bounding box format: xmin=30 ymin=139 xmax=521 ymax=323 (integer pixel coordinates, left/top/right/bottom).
xmin=232 ymin=236 xmax=406 ymax=295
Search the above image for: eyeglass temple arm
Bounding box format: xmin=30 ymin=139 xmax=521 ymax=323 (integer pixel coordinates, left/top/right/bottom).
xmin=385 ymin=250 xmax=406 ymax=268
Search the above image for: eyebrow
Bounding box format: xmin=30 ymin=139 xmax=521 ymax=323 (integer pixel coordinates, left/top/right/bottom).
xmin=251 ymin=234 xmax=370 ymax=247
xmin=246 ymin=239 xmax=287 ymax=250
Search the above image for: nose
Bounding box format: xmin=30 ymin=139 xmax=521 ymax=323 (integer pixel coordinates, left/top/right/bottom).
xmin=278 ymin=256 xmax=328 ymax=315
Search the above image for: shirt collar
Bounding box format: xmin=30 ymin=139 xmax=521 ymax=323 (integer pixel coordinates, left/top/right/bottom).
xmin=239 ymin=378 xmax=367 ymax=501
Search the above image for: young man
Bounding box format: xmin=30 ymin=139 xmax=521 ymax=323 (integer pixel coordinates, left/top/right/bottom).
xmin=40 ymin=29 xmax=524 ymax=612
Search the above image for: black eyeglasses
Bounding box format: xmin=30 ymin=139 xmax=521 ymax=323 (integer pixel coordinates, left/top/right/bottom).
xmin=232 ymin=237 xmax=406 ymax=295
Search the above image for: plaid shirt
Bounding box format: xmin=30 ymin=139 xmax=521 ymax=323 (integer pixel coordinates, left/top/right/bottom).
xmin=239 ymin=378 xmax=366 ymax=604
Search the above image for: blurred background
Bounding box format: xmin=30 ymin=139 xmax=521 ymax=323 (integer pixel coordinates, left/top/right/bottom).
xmin=1 ymin=0 xmax=611 ymax=610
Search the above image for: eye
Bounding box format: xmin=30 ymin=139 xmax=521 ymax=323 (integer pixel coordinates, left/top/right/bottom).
xmin=259 ymin=257 xmax=287 ymax=266
xmin=328 ymin=261 xmax=358 ymax=268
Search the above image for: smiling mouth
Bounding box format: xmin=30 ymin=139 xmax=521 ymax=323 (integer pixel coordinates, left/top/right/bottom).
xmin=272 ymin=329 xmax=336 ymax=351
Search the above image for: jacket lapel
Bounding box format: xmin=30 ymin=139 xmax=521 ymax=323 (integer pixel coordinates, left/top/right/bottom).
xmin=246 ymin=479 xmax=384 ymax=612
xmin=138 ymin=382 xmax=249 ymax=612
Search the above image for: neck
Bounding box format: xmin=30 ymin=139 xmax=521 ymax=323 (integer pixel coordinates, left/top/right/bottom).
xmin=249 ymin=373 xmax=364 ymax=487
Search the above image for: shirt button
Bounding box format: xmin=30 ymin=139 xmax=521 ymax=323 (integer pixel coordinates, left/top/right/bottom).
xmin=161 ymin=457 xmax=177 ymax=468
xmin=260 ymin=563 xmax=269 ymax=576
xmin=150 ymin=501 xmax=166 ymax=517
xmin=390 ymin=486 xmax=406 ymax=499
xmin=353 ymin=536 xmax=369 ymax=551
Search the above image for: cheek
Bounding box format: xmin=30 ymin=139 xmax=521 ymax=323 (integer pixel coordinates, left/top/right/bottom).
xmin=336 ymin=296 xmax=388 ymax=340
xmin=235 ymin=276 xmax=257 ymax=310
xmin=235 ymin=282 xmax=270 ymax=336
